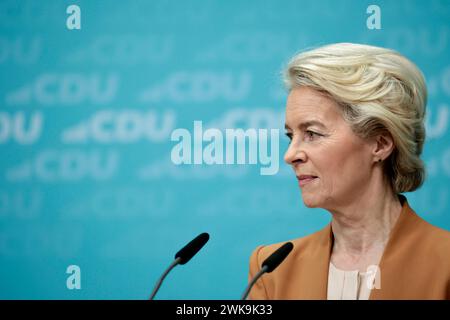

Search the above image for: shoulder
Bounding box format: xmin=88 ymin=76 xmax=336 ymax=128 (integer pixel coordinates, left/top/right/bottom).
xmin=250 ymin=223 xmax=331 ymax=267
xmin=411 ymin=212 xmax=450 ymax=262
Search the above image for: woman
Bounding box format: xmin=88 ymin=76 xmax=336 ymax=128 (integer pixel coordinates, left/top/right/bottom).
xmin=248 ymin=43 xmax=450 ymax=300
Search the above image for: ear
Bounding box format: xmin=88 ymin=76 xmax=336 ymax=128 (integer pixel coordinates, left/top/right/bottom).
xmin=372 ymin=131 xmax=395 ymax=163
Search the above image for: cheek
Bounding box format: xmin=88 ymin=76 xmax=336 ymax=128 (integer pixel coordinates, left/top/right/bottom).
xmin=317 ymin=144 xmax=370 ymax=190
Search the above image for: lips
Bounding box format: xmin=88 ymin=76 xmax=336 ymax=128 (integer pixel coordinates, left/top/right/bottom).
xmin=297 ymin=175 xmax=318 ymax=187
xmin=297 ymin=175 xmax=318 ymax=180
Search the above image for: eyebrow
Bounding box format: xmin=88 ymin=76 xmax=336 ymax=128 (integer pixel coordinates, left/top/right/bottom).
xmin=284 ymin=120 xmax=327 ymax=130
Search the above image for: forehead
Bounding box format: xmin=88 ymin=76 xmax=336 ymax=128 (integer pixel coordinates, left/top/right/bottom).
xmin=285 ymin=87 xmax=343 ymax=127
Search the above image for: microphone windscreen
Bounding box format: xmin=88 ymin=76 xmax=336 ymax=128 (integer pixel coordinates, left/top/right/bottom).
xmin=174 ymin=232 xmax=209 ymax=265
xmin=261 ymin=242 xmax=294 ymax=273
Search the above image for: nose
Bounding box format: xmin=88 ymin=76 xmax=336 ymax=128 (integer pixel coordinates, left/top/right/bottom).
xmin=284 ymin=138 xmax=307 ymax=165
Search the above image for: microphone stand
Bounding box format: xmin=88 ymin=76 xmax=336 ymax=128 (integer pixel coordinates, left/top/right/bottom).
xmin=241 ymin=265 xmax=268 ymax=300
xmin=149 ymin=257 xmax=181 ymax=300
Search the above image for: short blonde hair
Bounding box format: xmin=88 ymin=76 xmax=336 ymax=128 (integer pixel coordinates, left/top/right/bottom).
xmin=283 ymin=43 xmax=427 ymax=194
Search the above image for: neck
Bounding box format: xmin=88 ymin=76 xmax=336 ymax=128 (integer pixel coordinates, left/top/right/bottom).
xmin=330 ymin=189 xmax=403 ymax=258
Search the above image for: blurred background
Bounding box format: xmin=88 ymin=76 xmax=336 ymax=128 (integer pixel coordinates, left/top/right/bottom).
xmin=0 ymin=0 xmax=449 ymax=299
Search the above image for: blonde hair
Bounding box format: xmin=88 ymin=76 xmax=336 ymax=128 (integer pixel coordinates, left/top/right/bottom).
xmin=283 ymin=43 xmax=427 ymax=193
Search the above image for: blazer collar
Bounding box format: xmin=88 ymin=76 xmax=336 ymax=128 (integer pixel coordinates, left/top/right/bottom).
xmin=369 ymin=194 xmax=420 ymax=299
xmin=295 ymin=222 xmax=333 ymax=299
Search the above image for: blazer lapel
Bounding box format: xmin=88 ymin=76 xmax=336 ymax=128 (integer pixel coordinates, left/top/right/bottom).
xmin=369 ymin=195 xmax=417 ymax=300
xmin=295 ymin=224 xmax=333 ymax=299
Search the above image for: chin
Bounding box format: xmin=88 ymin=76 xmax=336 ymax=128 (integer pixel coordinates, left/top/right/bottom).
xmin=301 ymin=194 xmax=320 ymax=208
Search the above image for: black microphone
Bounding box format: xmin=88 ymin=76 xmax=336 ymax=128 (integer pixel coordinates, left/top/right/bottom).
xmin=241 ymin=242 xmax=294 ymax=300
xmin=149 ymin=232 xmax=210 ymax=300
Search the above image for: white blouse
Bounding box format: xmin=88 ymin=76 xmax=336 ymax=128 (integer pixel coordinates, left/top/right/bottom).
xmin=327 ymin=263 xmax=377 ymax=300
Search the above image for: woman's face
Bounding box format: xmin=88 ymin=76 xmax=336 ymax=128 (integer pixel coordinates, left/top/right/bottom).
xmin=284 ymin=86 xmax=376 ymax=210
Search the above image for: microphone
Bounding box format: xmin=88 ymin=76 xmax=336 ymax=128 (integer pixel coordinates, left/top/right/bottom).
xmin=241 ymin=242 xmax=294 ymax=300
xmin=149 ymin=232 xmax=210 ymax=300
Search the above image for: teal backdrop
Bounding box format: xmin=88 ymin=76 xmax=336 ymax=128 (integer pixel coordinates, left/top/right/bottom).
xmin=1 ymin=0 xmax=449 ymax=299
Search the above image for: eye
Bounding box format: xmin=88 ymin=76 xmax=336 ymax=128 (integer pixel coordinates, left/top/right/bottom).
xmin=285 ymin=132 xmax=293 ymax=143
xmin=305 ymin=130 xmax=321 ymax=140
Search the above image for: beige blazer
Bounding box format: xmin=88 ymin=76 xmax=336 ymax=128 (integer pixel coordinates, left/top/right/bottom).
xmin=248 ymin=194 xmax=450 ymax=300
